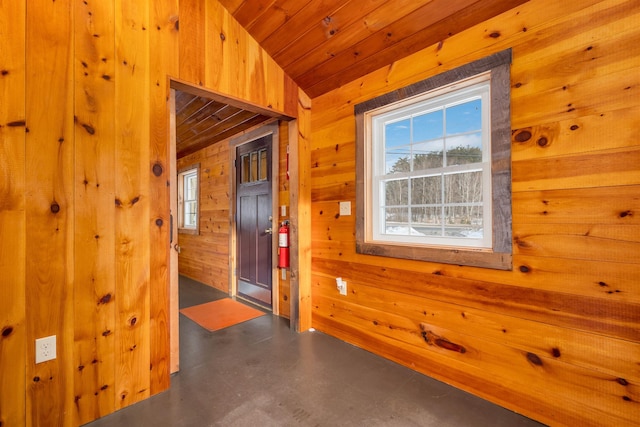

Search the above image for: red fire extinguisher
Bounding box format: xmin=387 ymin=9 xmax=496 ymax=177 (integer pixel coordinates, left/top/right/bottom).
xmin=278 ymin=220 xmax=290 ymax=269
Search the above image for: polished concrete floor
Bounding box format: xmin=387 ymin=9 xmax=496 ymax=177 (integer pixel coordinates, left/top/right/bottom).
xmin=85 ymin=276 xmax=545 ymax=427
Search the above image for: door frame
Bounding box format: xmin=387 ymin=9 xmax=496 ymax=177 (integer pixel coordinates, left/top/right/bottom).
xmin=230 ymin=123 xmax=280 ymax=314
xmin=168 ymin=78 xmax=294 ymax=373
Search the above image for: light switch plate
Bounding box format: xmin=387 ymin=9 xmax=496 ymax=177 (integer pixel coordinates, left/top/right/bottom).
xmin=339 ymin=201 xmax=351 ymax=216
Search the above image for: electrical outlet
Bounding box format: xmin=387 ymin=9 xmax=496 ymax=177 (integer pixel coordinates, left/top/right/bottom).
xmin=336 ymin=277 xmax=347 ymax=296
xmin=35 ymin=335 xmax=56 ymax=364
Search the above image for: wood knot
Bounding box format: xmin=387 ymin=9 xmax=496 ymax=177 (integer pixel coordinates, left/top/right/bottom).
xmin=155 ymin=218 xmax=163 ymax=227
xmin=2 ymin=326 xmax=13 ymax=337
xmin=130 ymin=196 xmax=140 ymax=206
xmin=420 ymin=325 xmax=466 ymax=353
xmin=98 ymin=293 xmax=112 ymax=305
xmin=130 ymin=317 xmax=137 ymax=326
xmin=570 ymin=125 xmax=579 ymax=131
xmin=152 ymin=163 xmax=163 ymax=176
xmin=50 ymin=202 xmax=60 ymax=214
xmin=617 ymin=378 xmax=629 ymax=386
xmin=619 ymin=210 xmax=632 ymax=218
xmin=536 ymin=137 xmax=548 ymax=147
xmin=102 ymin=329 xmax=111 ymax=337
xmin=82 ymin=123 xmax=95 ymax=135
xmin=33 ymin=376 xmax=40 ymax=382
xmin=220 ymin=32 xmax=226 ymax=41
xmin=526 ymin=352 xmax=543 ymax=366
xmin=489 ymin=31 xmax=501 ymax=38
xmin=513 ymin=129 xmax=532 ymax=142
xmin=551 ymin=348 xmax=561 ymax=358
xmin=519 ymin=265 xmax=530 ymax=273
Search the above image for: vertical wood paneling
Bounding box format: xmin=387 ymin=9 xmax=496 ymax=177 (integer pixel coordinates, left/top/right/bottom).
xmin=277 ymin=121 xmax=291 ymax=318
xmin=0 ymin=1 xmax=26 ymax=426
xmin=149 ymin=0 xmax=179 ymax=395
xmin=178 ymin=0 xmax=205 ymax=85
xmin=309 ymin=0 xmax=640 ymax=425
xmin=181 ymin=0 xmax=295 ymax=117
xmin=4 ymin=0 xmax=300 ymax=425
xmin=290 ymin=89 xmax=312 ymax=331
xmin=114 ymin=0 xmax=151 ymax=409
xmin=73 ymin=0 xmax=116 ymax=423
xmin=25 ymin=0 xmax=75 ymax=425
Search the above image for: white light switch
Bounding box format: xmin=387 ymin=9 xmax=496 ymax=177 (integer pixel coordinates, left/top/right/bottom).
xmin=339 ymin=201 xmax=351 ymax=216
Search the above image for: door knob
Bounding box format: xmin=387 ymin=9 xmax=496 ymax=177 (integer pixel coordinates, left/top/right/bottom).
xmin=264 ymin=228 xmax=273 ymax=234
xmin=174 ymin=244 xmax=181 ymax=254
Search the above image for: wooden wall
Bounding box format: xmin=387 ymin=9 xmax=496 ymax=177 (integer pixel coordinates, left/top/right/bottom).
xmin=177 ymin=141 xmax=231 ymax=292
xmin=0 ymin=0 xmax=297 ymax=426
xmin=309 ymin=1 xmax=640 ymax=426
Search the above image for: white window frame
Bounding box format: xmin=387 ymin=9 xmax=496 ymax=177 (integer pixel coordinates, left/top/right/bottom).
xmin=178 ymin=164 xmax=199 ymax=235
xmin=355 ymin=49 xmax=512 ymax=270
xmin=369 ymin=75 xmax=492 ymax=249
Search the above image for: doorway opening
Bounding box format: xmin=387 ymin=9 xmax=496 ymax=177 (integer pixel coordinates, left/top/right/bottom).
xmin=168 ymin=79 xmax=294 ymax=373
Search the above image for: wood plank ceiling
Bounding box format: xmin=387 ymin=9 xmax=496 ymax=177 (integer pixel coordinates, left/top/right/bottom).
xmin=177 ymin=0 xmax=527 ymax=157
xmin=175 ymin=90 xmax=272 ymax=158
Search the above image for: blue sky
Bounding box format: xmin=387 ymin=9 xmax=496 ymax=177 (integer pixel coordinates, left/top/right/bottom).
xmin=384 ymin=98 xmax=482 ymax=172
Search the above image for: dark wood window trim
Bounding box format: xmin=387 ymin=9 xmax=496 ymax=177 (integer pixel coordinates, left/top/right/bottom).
xmin=355 ymin=49 xmax=513 ymax=270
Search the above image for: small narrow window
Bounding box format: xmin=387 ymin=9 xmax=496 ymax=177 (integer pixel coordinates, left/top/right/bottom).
xmin=178 ymin=164 xmax=200 ymax=235
xmin=239 ymin=148 xmax=268 ymax=183
xmin=355 ymin=50 xmax=512 ymax=270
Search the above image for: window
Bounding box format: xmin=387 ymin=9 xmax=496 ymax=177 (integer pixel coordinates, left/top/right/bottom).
xmin=178 ymin=164 xmax=199 ymax=234
xmin=240 ymin=148 xmax=268 ymax=183
xmin=355 ymin=50 xmax=512 ymax=270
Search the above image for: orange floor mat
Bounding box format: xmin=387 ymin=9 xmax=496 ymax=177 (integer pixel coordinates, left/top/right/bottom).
xmin=180 ymin=298 xmax=266 ymax=332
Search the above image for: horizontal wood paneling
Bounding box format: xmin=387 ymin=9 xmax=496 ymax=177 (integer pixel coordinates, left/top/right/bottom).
xmin=177 ymin=142 xmax=231 ymax=293
xmin=309 ymin=0 xmax=640 ymax=425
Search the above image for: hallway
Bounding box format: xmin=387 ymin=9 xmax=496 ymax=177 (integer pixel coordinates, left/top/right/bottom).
xmin=85 ymin=277 xmax=543 ymax=426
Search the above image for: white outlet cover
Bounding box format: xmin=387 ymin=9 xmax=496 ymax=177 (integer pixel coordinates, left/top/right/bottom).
xmin=339 ymin=201 xmax=351 ymax=216
xmin=35 ymin=335 xmax=56 ymax=364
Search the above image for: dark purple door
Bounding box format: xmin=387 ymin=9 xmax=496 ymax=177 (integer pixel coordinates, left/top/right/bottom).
xmin=236 ymin=135 xmax=272 ymax=308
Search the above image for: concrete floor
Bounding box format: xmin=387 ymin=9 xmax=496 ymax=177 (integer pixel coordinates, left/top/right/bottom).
xmin=85 ymin=276 xmax=545 ymax=426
